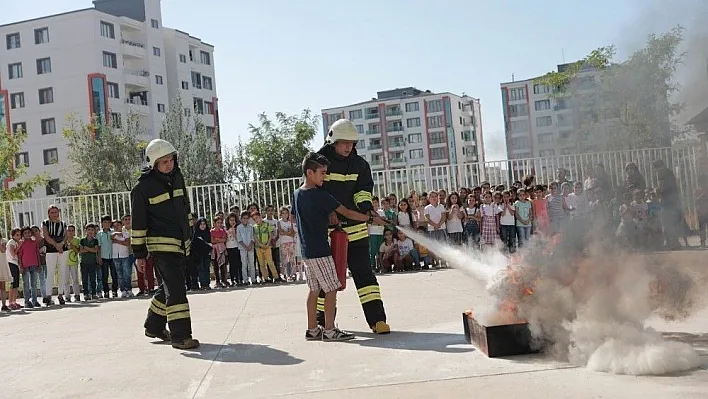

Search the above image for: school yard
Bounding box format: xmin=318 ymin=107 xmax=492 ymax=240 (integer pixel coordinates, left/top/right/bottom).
xmin=2 ymin=252 xmax=708 ymax=399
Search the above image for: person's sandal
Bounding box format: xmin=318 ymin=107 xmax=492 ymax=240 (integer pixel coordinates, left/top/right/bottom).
xmin=145 ymin=329 xmax=171 ymax=342
xmin=172 ymin=338 xmax=200 ymax=350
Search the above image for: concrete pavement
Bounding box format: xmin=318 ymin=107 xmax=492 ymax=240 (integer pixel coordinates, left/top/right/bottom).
xmin=1 ymin=266 xmax=707 ymax=399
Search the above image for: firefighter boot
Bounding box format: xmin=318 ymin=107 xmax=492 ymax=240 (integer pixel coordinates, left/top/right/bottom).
xmin=371 ymin=321 xmax=391 ymax=334
xmin=172 ymin=338 xmax=200 ymax=350
xmin=145 ymin=329 xmax=171 ymax=342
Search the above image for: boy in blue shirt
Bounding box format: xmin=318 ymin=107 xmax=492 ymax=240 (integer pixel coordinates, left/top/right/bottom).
xmin=292 ymin=152 xmax=387 ymax=342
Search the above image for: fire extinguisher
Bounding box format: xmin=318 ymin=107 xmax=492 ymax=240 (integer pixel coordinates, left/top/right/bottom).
xmin=330 ymin=227 xmax=348 ymax=291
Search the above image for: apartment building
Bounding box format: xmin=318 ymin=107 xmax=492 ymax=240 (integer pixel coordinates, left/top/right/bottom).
xmin=500 ymin=63 xmax=603 ymax=161
xmin=0 ymin=0 xmax=219 ymax=197
xmin=321 ymin=87 xmax=484 ymax=172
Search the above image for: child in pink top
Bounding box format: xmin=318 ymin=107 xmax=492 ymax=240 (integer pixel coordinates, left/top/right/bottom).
xmin=210 ymin=217 xmax=229 ymax=288
xmin=17 ymin=227 xmax=41 ymax=308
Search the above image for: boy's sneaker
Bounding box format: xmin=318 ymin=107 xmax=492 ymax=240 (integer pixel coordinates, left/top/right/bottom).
xmin=25 ymin=302 xmax=34 ymax=309
xmin=323 ymin=327 xmax=355 ymax=342
xmin=32 ymin=301 xmax=41 ymax=308
xmin=1 ymin=305 xmax=10 ymax=312
xmin=74 ymin=294 xmax=81 ymax=302
xmin=58 ymin=295 xmax=66 ymax=305
xmin=112 ymin=291 xmax=118 ymax=299
xmin=305 ymin=327 xmax=323 ymax=341
xmin=91 ymin=294 xmax=99 ymax=301
xmin=137 ymin=291 xmax=146 ymax=297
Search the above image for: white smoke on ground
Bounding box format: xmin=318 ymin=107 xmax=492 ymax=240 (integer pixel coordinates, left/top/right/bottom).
xmin=400 ymin=226 xmax=705 ymax=376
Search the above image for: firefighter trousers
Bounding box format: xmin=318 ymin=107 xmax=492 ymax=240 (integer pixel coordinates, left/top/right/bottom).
xmin=317 ymin=238 xmax=387 ymax=327
xmin=144 ymin=252 xmax=193 ymax=343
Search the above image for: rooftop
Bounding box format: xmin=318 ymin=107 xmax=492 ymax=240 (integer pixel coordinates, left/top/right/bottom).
xmin=322 ymin=87 xmax=479 ymax=112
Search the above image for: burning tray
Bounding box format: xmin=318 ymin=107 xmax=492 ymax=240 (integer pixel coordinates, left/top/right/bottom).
xmin=463 ymin=312 xmax=539 ymax=357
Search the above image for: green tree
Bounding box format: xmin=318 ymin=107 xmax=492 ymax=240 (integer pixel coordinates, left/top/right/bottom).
xmin=534 ymin=26 xmax=685 ymax=151
xmin=244 ymin=110 xmax=319 ymax=180
xmin=62 ymin=111 xmax=146 ymax=194
xmin=0 ymin=125 xmax=48 ymax=201
xmin=222 ymin=139 xmax=252 ymax=183
xmin=159 ymin=94 xmax=223 ymax=186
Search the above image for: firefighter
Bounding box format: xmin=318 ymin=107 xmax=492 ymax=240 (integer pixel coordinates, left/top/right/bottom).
xmin=316 ymin=119 xmax=390 ymax=334
xmin=131 ymin=138 xmax=199 ymax=350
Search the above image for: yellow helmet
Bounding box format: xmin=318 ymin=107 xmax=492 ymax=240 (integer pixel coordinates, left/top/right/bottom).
xmin=326 ymin=119 xmax=359 ymax=144
xmin=145 ymin=139 xmax=177 ymax=166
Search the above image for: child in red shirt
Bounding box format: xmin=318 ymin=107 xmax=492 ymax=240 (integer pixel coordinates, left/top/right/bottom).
xmin=17 ymin=227 xmax=41 ymax=308
xmin=210 ymin=217 xmax=229 ymax=288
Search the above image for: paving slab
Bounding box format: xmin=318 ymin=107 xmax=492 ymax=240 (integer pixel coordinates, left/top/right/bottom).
xmin=1 ymin=267 xmax=707 ymax=399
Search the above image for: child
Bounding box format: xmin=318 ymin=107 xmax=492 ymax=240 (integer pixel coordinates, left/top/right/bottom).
xmin=111 ymin=220 xmax=132 ymax=298
xmin=0 ymin=233 xmax=11 ymax=311
xmin=31 ymin=226 xmax=48 ymax=301
xmin=416 ymin=193 xmax=429 ymax=231
xmin=514 ymin=188 xmax=533 ymax=247
xmin=499 ymin=190 xmax=517 ymax=253
xmin=397 ymin=199 xmax=416 ymax=230
xmin=253 ymin=212 xmax=279 ymax=284
xmin=415 ymin=226 xmax=432 ymax=268
xmin=64 ymin=225 xmax=82 ymax=302
xmin=368 ymin=197 xmax=386 ymax=271
xmin=79 ymin=224 xmax=101 ymax=301
xmin=424 ymin=191 xmax=447 ymax=242
xmin=192 ymin=218 xmax=213 ymax=290
xmin=277 ymin=207 xmax=297 ymax=282
xmin=237 ymin=211 xmax=256 ymax=285
xmin=464 ymin=195 xmax=481 ymax=248
xmin=533 ymin=185 xmax=550 ymax=236
xmin=546 ymin=182 xmax=568 ymax=235
xmin=616 ymin=192 xmax=636 ymax=249
xmin=18 ymin=227 xmax=42 ymax=308
xmin=292 ymin=152 xmax=386 ymax=342
xmin=445 ymin=192 xmax=465 ymax=245
xmin=97 ymin=216 xmax=115 ymax=299
xmin=5 ymin=229 xmax=22 ymax=310
xmin=210 ymin=217 xmax=229 ymax=288
xmin=480 ymin=192 xmax=501 ymax=247
xmin=395 ymin=230 xmax=418 ymax=271
xmin=378 ymin=229 xmax=398 ymax=273
xmin=631 ymin=189 xmax=649 ymax=248
xmin=225 ymin=213 xmax=243 ymax=286
xmin=566 ymin=182 xmax=588 ymax=220
xmin=265 ymin=205 xmax=281 ymax=279
xmin=385 ymin=194 xmax=399 ymax=227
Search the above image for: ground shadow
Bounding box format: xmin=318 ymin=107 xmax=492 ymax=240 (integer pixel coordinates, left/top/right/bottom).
xmin=180 ymin=343 xmax=305 ymax=365
xmin=662 ymin=331 xmax=708 ymax=357
xmin=347 ymin=330 xmax=474 ymax=354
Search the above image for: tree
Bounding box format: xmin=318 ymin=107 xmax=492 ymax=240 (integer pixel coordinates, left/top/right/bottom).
xmin=0 ymin=125 xmax=48 ymax=201
xmin=62 ymin=111 xmax=146 ymax=194
xmin=159 ymin=94 xmax=223 ymax=186
xmin=222 ymin=139 xmax=251 ymax=183
xmin=534 ymin=26 xmax=685 ymax=151
xmin=244 ymin=110 xmax=319 ymax=180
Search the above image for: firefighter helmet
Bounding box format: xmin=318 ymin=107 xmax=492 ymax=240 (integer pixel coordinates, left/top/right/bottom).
xmin=145 ymin=139 xmax=177 ymax=166
xmin=326 ymin=119 xmax=359 ymax=144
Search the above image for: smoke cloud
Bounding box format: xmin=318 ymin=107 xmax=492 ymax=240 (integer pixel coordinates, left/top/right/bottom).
xmin=400 ymin=225 xmax=705 ymax=376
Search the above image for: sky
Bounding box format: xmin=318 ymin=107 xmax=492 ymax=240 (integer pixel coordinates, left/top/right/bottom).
xmin=3 ymin=0 xmax=698 ymax=161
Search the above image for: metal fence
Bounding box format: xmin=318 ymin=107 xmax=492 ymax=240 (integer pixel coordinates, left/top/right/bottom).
xmin=1 ymin=146 xmax=702 ymax=235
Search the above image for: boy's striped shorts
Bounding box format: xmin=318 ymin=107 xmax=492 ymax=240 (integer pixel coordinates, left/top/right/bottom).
xmin=303 ymin=256 xmax=341 ymax=293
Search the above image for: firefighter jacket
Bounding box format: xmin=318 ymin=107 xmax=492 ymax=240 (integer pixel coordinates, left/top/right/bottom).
xmin=317 ymin=144 xmax=374 ymax=243
xmin=130 ymin=163 xmax=193 ymax=259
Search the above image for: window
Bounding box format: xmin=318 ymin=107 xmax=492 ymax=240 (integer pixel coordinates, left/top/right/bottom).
xmin=107 ymin=82 xmax=119 ymax=98
xmin=46 ymin=179 xmax=60 ymax=196
xmin=369 ymin=138 xmax=381 ymax=149
xmin=561 ymin=147 xmax=576 ymax=156
xmin=205 ymin=101 xmax=214 ymax=114
xmin=349 ymin=109 xmax=363 ymax=120
xmin=534 ymin=99 xmax=551 ymax=111
xmin=157 ymin=103 xmax=166 ymax=113
xmin=405 ymin=102 xmax=419 ymax=112
xmin=36 ymin=57 xmax=52 ymax=74
xmin=102 ymin=51 xmax=117 ymax=68
xmin=430 ymin=147 xmax=447 ymax=160
xmin=357 ymin=139 xmax=365 ymax=148
xmin=8 ymin=63 xmax=22 ymax=79
xmin=559 ymin=130 xmax=572 ymax=140
xmin=328 ymin=113 xmax=344 ymax=125
xmin=429 ymin=131 xmax=446 ymax=144
xmin=555 ymin=97 xmax=570 ymax=110
xmin=152 ymin=47 xmax=161 ymax=57
xmin=409 ymin=149 xmax=424 ymax=159
xmin=155 ymin=75 xmax=163 ymax=85
xmin=200 ymin=51 xmax=211 ymax=65
xmin=367 ymin=123 xmax=379 ymax=134
xmin=191 ymin=72 xmax=202 ymax=89
xmin=183 ymin=107 xmax=191 ymax=116
xmin=406 ymin=117 xmax=420 ymax=128
xmin=202 ymin=76 xmax=213 ymax=90
xmin=387 ymin=121 xmax=403 ymax=131
xmin=426 ymin=100 xmax=442 ymax=113
xmin=461 ymin=130 xmax=475 ymax=141
xmin=509 ymin=119 xmax=529 ymax=133
xmin=206 ymin=126 xmax=216 ymax=137
xmin=510 ymin=137 xmax=531 ymax=150
xmin=194 ymin=98 xmax=204 ymax=114
xmin=38 ymin=88 xmax=54 ymax=104
xmin=43 ymin=148 xmax=58 ymax=165
xmin=151 ymin=19 xmax=159 ymax=28
xmin=510 ymin=152 xmax=532 ymax=160
xmin=536 ymin=116 xmax=553 ymax=127
xmin=189 ymin=50 xmax=194 ymax=62
xmin=34 ymin=27 xmax=49 ymax=44
xmin=6 ymin=33 xmax=20 ymax=49
xmin=427 ymin=115 xmax=444 ymax=128
xmin=355 ymin=124 xmax=363 ymax=134
xmin=539 ymin=149 xmax=556 ymax=157
xmin=100 ymin=21 xmax=115 ymax=38
xmin=41 ymin=118 xmax=56 ymax=135
xmin=508 ymin=87 xmax=526 ymax=101
xmin=408 ymin=133 xmax=422 ymax=143
xmin=538 ymin=133 xmax=554 ymax=144
xmin=12 ymin=122 xmax=26 ymax=134
xmin=111 ymin=112 xmax=121 ymax=128
xmin=533 ymin=84 xmax=550 ymax=94
xmin=508 ymin=103 xmax=528 ymax=117
xmin=10 ymin=92 xmax=25 ymax=109
xmin=181 ymin=81 xmax=189 ymax=90
xmin=557 ymin=114 xmax=573 ymax=127
xmin=15 ymin=152 xmax=29 ymax=168
xmin=179 ymin=54 xmax=187 ymax=63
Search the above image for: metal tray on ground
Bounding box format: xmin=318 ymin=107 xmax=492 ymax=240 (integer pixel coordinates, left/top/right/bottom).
xmin=462 ymin=312 xmax=540 ymax=357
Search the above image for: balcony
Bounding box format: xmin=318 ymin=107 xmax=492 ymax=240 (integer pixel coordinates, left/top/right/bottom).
xmin=124 ymin=68 xmax=150 ymax=87
xmin=366 ymin=130 xmax=381 ymax=135
xmin=390 ymin=157 xmax=406 ymax=166
xmin=370 ymin=161 xmax=384 ymax=170
xmin=388 ymin=140 xmax=405 ymax=149
xmin=385 ymin=109 xmax=402 ymax=118
xmin=126 ymin=96 xmax=149 ymax=113
xmin=387 ymin=126 xmax=404 ymax=133
xmin=365 ymin=113 xmax=380 ymax=120
xmin=118 ymin=16 xmax=142 ymax=30
xmin=121 ymin=38 xmax=146 ymax=58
